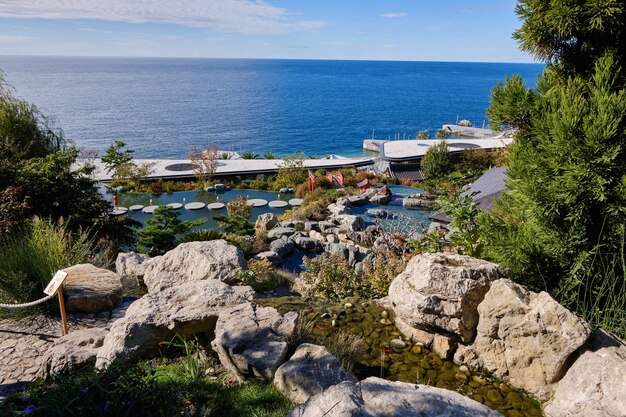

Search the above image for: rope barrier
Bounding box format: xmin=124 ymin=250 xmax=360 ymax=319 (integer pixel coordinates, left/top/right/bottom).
xmin=0 ymin=293 xmax=57 ymax=309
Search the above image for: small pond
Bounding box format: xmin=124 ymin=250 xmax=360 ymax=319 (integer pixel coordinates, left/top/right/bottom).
xmin=109 ymin=185 xmax=434 ymax=233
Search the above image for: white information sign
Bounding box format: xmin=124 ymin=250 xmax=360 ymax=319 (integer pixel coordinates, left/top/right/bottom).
xmin=44 ymin=270 xmax=68 ymax=296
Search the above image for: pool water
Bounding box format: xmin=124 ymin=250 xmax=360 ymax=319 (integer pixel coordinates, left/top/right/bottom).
xmin=111 ymin=185 xmax=434 ymax=234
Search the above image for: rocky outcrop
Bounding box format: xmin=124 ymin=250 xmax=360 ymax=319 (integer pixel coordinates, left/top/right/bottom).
xmin=39 ymin=328 xmax=109 ymax=377
xmin=274 ymin=343 xmax=357 ymax=404
xmin=267 ymin=227 xmax=296 ymax=240
xmin=454 ymin=279 xmax=591 ymax=399
xmin=255 ymin=213 xmax=278 ymax=232
xmin=62 ymin=264 xmax=123 ymax=313
xmin=544 ymin=330 xmax=626 ymax=417
xmin=287 ymin=377 xmax=502 ymax=417
xmin=115 ymin=251 xmax=150 ymax=285
xmin=388 ymin=253 xmax=508 ymax=343
xmin=333 ymin=215 xmax=365 ymax=232
xmin=96 ymin=280 xmax=254 ymax=368
xmin=327 ymin=203 xmax=352 ymax=216
xmin=270 ymin=238 xmax=295 ymax=258
xmin=369 ymin=194 xmax=392 ymax=205
xmin=212 ymin=302 xmax=298 ymax=381
xmin=253 ymin=251 xmax=282 ymax=266
xmin=142 ymin=240 xmax=247 ymax=293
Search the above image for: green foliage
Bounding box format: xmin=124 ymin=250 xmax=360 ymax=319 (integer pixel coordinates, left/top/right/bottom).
xmin=226 ymin=196 xmax=252 ymax=219
xmin=420 ymin=141 xmax=453 ymax=179
xmin=241 ymin=151 xmax=259 ymax=160
xmin=101 ymin=140 xmax=134 ymax=180
xmin=301 ymin=253 xmax=357 ymax=301
xmin=0 ymin=76 xmax=64 ymax=161
xmin=487 ymin=75 xmax=536 ymax=130
xmin=439 ymin=193 xmax=484 ymax=256
xmin=435 ymin=129 xmax=451 ymax=139
xmin=235 ymin=259 xmax=281 ymax=292
xmin=360 ymin=255 xmax=407 ymax=298
xmin=0 ymin=219 xmax=105 ymax=312
xmin=417 ymin=130 xmax=430 ymax=139
xmin=263 ymin=152 xmax=275 ymax=159
xmin=1 ymin=350 xmax=293 ymax=417
xmin=215 ymin=215 xmax=255 ymax=236
xmin=322 ymin=330 xmax=365 ymax=373
xmin=275 ymin=153 xmax=307 ymax=190
xmin=178 ymin=228 xmax=223 ymax=244
xmin=459 ymin=149 xmax=497 ymax=175
xmin=136 ymin=206 xmax=205 ymax=255
xmin=513 ymin=0 xmax=625 ymax=77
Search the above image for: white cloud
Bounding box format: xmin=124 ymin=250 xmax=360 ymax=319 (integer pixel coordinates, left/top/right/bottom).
xmin=379 ymin=12 xmax=408 ymax=18
xmin=0 ymin=0 xmax=326 ymax=35
xmin=0 ymin=35 xmax=37 ymax=43
xmin=78 ymin=27 xmax=113 ymax=34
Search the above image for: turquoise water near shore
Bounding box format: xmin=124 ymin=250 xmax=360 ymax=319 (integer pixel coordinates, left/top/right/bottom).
xmin=1 ymin=56 xmax=543 ymax=158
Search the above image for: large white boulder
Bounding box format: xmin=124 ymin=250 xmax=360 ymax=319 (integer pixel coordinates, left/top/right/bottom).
xmin=287 ymin=377 xmax=502 ymax=417
xmin=211 ymin=302 xmax=298 ymax=381
xmin=39 ymin=328 xmax=109 ymax=377
xmin=115 ymin=251 xmax=150 ymax=284
xmin=544 ymin=330 xmax=626 ymax=417
xmin=274 ymin=343 xmax=357 ymax=404
xmin=454 ymin=279 xmax=591 ymax=400
xmin=142 ymin=240 xmax=247 ymax=293
xmin=62 ymin=264 xmax=123 ymax=313
xmin=95 ymin=280 xmax=254 ymax=368
xmin=388 ymin=253 xmax=508 ymax=343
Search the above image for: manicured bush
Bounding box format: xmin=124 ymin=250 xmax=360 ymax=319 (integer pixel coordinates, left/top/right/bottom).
xmin=420 ymin=141 xmax=453 ymax=179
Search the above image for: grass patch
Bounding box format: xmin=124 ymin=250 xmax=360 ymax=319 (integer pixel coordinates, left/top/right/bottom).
xmin=1 ymin=356 xmax=293 ymax=417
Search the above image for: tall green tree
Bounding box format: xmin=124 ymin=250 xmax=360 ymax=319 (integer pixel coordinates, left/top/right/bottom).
xmin=101 ymin=139 xmax=134 ymax=179
xmin=482 ymin=0 xmax=626 ymax=336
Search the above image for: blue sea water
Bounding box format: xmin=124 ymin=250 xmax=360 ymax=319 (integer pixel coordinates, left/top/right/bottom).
xmin=0 ymin=56 xmax=543 ymax=158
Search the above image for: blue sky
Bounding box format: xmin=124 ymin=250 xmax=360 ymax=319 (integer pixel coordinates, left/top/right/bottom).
xmin=0 ymin=0 xmax=533 ymax=62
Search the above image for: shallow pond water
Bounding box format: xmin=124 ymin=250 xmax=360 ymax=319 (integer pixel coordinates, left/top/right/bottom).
xmin=258 ymin=296 xmax=543 ymax=417
xmin=109 ymin=185 xmax=434 ymax=233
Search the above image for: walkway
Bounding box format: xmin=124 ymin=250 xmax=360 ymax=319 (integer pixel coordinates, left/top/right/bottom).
xmin=82 ymin=157 xmax=375 ymax=182
xmin=0 ymin=300 xmax=133 ymax=403
xmin=381 ymin=138 xmax=513 ymax=162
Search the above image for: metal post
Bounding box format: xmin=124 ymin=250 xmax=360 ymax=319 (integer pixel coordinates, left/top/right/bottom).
xmin=57 ymin=285 xmax=69 ymax=336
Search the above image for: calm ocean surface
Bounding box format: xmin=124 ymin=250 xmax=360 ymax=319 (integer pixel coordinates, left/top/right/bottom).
xmin=0 ymin=56 xmax=543 ymax=158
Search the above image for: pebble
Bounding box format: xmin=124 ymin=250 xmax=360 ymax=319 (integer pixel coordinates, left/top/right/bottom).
xmin=331 ymin=319 xmax=338 ymax=327
xmin=344 ymin=302 xmax=353 ymax=309
xmin=320 ymin=312 xmax=331 ymax=319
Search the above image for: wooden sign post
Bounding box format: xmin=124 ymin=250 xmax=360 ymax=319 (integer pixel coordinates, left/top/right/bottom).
xmin=44 ymin=271 xmax=69 ymax=336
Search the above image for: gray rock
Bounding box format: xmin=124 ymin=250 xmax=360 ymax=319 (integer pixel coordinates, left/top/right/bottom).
xmin=454 ymin=279 xmax=591 ymax=400
xmin=327 ymin=203 xmax=352 ymax=216
xmin=318 ymin=221 xmax=335 ymax=233
xmin=348 ymin=195 xmax=368 ymax=207
xmin=211 ymin=302 xmax=298 ymax=381
xmin=308 ymin=230 xmax=326 ymax=242
xmin=544 ymin=330 xmax=626 ymax=417
xmin=326 ymin=243 xmax=348 ymax=259
xmin=96 ymin=280 xmax=254 ymax=368
xmin=39 ymin=328 xmax=109 ymax=377
xmin=280 ymin=221 xmax=295 ymax=228
xmin=270 ymin=238 xmax=295 ymax=258
xmin=267 ymin=227 xmax=296 ymax=240
xmin=432 ymin=334 xmax=456 ymax=359
xmin=255 ymin=213 xmax=278 ymax=232
xmin=304 ymin=221 xmax=320 ymax=232
xmin=274 ymin=343 xmax=357 ymax=404
xmin=253 ymin=251 xmax=282 ymax=266
xmin=293 ymin=236 xmax=320 ymax=252
xmin=287 ymin=377 xmax=502 ymax=417
xmin=388 ymin=253 xmax=508 ymax=343
xmin=333 ymin=196 xmax=350 ymax=207
xmin=326 ymin=234 xmax=340 ymax=244
xmin=143 ymin=240 xmax=247 ymax=293
xmin=369 ymin=194 xmax=392 ymax=205
xmin=366 ymin=208 xmax=387 ymax=218
xmin=333 ymin=215 xmax=365 ymax=232
xmin=115 ymin=251 xmax=150 ymax=284
xmin=62 ymin=264 xmax=123 ymax=313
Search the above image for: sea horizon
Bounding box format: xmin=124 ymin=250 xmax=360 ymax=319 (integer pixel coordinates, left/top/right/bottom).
xmin=0 ymin=56 xmax=544 ymax=158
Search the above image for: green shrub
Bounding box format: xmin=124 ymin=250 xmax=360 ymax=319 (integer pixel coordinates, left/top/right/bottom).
xmin=136 ymin=206 xmax=205 ymax=255
xmin=323 ymin=330 xmax=365 ymax=373
xmin=361 ymin=255 xmax=407 ymax=298
xmin=216 ymin=215 xmax=255 ymax=236
xmin=178 ymin=228 xmax=223 ymax=244
xmin=226 ymin=196 xmax=252 ymax=219
xmin=0 ymin=218 xmax=106 ymax=311
xmin=421 ymin=141 xmax=453 ymax=179
xmin=301 ymin=254 xmax=358 ymax=301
